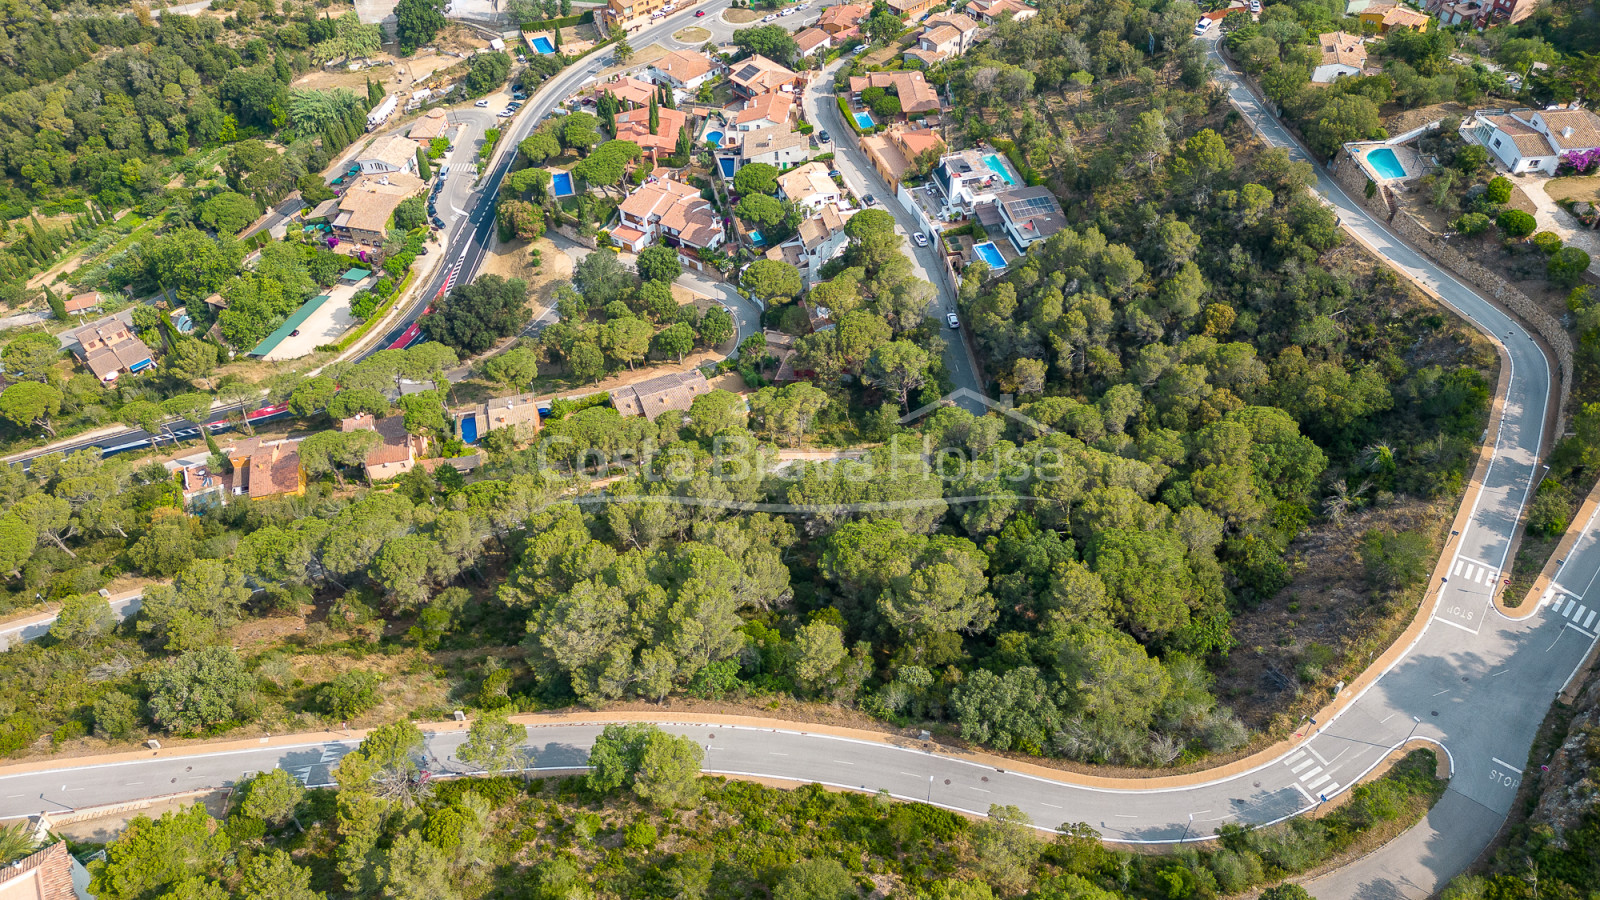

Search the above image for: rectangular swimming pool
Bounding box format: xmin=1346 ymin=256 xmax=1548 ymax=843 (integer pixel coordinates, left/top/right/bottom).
xmin=531 ymin=36 xmax=555 ymax=54
xmin=985 ymin=153 xmax=1016 ymax=185
xmin=1366 ymin=147 xmax=1407 ymax=180
xmin=551 ymin=170 xmax=574 ymax=196
xmin=460 ymin=415 xmax=478 ymax=444
xmin=973 ymin=241 xmax=1005 ymax=269
xmin=718 ymin=157 xmax=736 ymax=177
xmin=854 ymin=111 xmax=875 ymax=130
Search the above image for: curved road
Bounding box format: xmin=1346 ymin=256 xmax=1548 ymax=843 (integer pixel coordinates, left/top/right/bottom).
xmin=2 ymin=20 xmax=1590 ymax=900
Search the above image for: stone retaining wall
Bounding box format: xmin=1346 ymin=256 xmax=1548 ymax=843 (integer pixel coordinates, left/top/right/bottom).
xmin=1329 ymin=150 xmax=1574 ymax=430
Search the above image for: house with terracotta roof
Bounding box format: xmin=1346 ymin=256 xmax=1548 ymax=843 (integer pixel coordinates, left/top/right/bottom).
xmin=226 ymin=438 xmax=305 ymax=501
xmin=887 ymin=0 xmax=940 ymax=17
xmin=729 ymin=55 xmax=801 ymax=99
xmin=408 ymin=108 xmax=450 ymax=143
xmin=0 ymin=840 xmax=89 ymax=900
xmin=1425 ymin=0 xmax=1538 ymax=26
xmin=1358 ymin=3 xmax=1431 ymax=30
xmin=926 ymin=12 xmax=981 ymax=40
xmin=594 ymin=76 xmax=658 ymax=109
xmin=1312 ymin=32 xmax=1368 ymax=83
xmin=818 ymin=3 xmax=870 ymax=33
xmin=174 ymin=456 xmax=237 ymax=509
xmin=1470 ymin=107 xmax=1600 ymax=175
xmin=357 ymin=134 xmax=420 ymax=177
xmin=848 ymin=70 xmax=942 ymax=115
xmin=456 ymin=392 xmax=544 ymax=444
xmin=734 ymin=92 xmax=795 ymax=132
xmin=647 ymin=50 xmax=718 ymax=92
xmin=63 ymin=291 xmax=103 ymax=314
xmin=341 ymin=412 xmax=427 ymax=481
xmin=331 ymin=173 xmax=425 ymax=245
xmin=614 ymin=104 xmax=689 ymax=160
xmin=70 ymin=316 xmax=153 ymax=382
xmin=794 ymin=27 xmax=832 ymax=58
xmin=967 ymin=0 xmax=1036 ymax=24
xmin=771 ymin=203 xmax=856 ymax=285
xmin=776 ymin=162 xmax=841 ymax=210
xmin=613 ymin=178 xmax=725 ymax=255
xmin=611 ymin=369 xmax=712 ymax=419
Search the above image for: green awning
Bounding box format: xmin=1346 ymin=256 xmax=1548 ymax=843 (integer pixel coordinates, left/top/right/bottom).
xmin=340 ymin=268 xmax=372 ymax=282
xmin=249 ymin=294 xmax=332 ymax=357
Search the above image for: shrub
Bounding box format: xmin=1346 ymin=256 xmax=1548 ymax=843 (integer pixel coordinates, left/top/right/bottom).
xmin=316 ymin=671 xmax=382 ymax=719
xmin=1496 ymin=209 xmax=1536 ymax=238
xmin=1452 ymin=213 xmax=1491 ymax=236
xmin=1530 ymin=231 xmax=1563 ymax=254
xmin=1484 ymin=175 xmax=1512 ymax=204
xmin=1548 ymin=247 xmax=1592 ymax=287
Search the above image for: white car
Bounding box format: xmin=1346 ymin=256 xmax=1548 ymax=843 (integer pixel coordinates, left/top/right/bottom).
xmin=852 ymin=44 xmax=867 ymax=54
xmin=912 ymin=232 xmax=928 ymax=247
xmin=497 ymin=108 xmax=514 ymax=118
xmin=474 ymin=98 xmax=490 ymax=107
xmin=946 ymin=312 xmax=960 ymax=329
xmin=1194 ymin=16 xmax=1211 ymax=34
xmin=763 ymin=13 xmax=776 ymax=20
xmin=1249 ymin=0 xmax=1261 ymax=10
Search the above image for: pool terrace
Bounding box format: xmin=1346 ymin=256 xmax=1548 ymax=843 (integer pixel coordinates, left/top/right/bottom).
xmin=1347 ymin=141 xmax=1423 ymax=184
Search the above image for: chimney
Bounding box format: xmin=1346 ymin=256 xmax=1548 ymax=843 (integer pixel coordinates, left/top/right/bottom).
xmin=1563 ymin=126 xmax=1575 ymax=138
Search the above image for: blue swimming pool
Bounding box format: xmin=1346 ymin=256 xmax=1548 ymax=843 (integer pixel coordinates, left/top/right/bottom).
xmin=705 ymin=130 xmax=724 ymax=147
xmin=973 ymin=241 xmax=1005 ymax=269
xmin=718 ymin=157 xmax=736 ymax=177
xmin=854 ymin=111 xmax=875 ymax=130
xmin=985 ymin=153 xmax=1016 ymax=185
xmin=551 ymin=170 xmax=574 ymax=196
xmin=749 ymin=230 xmax=765 ymax=245
xmin=460 ymin=415 xmax=478 ymax=444
xmin=531 ymin=36 xmax=555 ymax=54
xmin=1366 ymin=147 xmax=1407 ymax=180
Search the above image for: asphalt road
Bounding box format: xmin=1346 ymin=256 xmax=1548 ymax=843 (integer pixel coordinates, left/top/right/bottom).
xmin=0 ymin=592 xmax=142 ymax=651
xmin=1 ymin=21 xmax=1584 ymax=900
xmin=800 ymin=62 xmax=987 ymax=413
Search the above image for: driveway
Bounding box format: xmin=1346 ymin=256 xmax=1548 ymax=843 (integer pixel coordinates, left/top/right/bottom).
xmin=1522 ymin=180 xmax=1600 ymax=276
xmin=800 ymin=60 xmax=987 ymax=412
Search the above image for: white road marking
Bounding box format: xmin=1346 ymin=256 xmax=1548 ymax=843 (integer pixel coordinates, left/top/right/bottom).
xmin=1434 ymin=616 xmax=1480 ymax=635
xmin=1585 ymin=610 xmax=1597 ymax=630
xmin=1563 ymin=601 xmax=1578 ymax=618
xmin=1379 ymin=713 xmax=1396 ymax=724
xmin=1292 ymin=783 xmax=1316 ymax=804
xmin=970 ymin=787 xmax=990 ymax=793
xmin=833 ymin=760 xmax=854 ymax=765
xmin=1299 ymin=766 xmax=1323 ymax=782
xmin=1304 ymin=773 xmax=1332 ymax=790
xmin=1306 ymin=746 xmax=1328 ymax=766
xmin=1290 ymin=757 xmax=1315 ymax=773
xmin=1491 ymin=757 xmax=1523 ymax=774
xmin=1041 ymin=802 xmax=1062 ymax=808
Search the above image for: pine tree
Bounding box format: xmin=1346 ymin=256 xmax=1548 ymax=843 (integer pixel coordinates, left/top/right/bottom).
xmin=648 ymin=92 xmax=659 ymax=136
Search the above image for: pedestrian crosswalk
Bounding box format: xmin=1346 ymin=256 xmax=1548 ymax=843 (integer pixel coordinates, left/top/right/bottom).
xmin=1544 ymin=594 xmax=1600 ymax=638
xmin=1282 ymin=748 xmax=1339 ymax=801
xmin=1450 ymin=558 xmax=1500 ymax=587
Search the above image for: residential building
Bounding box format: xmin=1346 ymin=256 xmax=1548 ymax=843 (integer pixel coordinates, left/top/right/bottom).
xmin=887 ymin=0 xmax=940 ymax=17
xmin=597 ymin=0 xmax=671 ymax=30
xmin=409 ymin=108 xmax=450 ymax=143
xmin=226 ymin=438 xmax=305 ymax=501
xmin=168 ymin=307 xmax=194 ymax=334
xmin=1481 ymin=0 xmax=1541 ymax=25
xmin=611 ymin=369 xmax=712 ymax=419
xmin=331 ymin=173 xmax=425 ymax=245
xmin=1426 ymin=0 xmax=1539 ymax=26
xmin=734 ymin=92 xmax=795 ymax=132
xmin=794 ymin=27 xmax=832 ymax=58
xmin=594 ymin=75 xmax=658 ymax=108
xmin=1470 ymin=107 xmax=1600 ymax=175
xmin=1312 ymin=32 xmax=1367 ymax=83
xmin=70 ymin=316 xmax=153 ymax=382
xmin=341 ymin=412 xmax=428 ymax=481
xmin=966 ymin=0 xmax=1037 ymax=24
xmin=788 ymin=203 xmax=856 ymax=284
xmin=776 ymin=162 xmax=841 ymax=210
xmin=615 ymin=104 xmax=689 ymax=159
xmin=995 ymin=185 xmax=1065 ymax=250
xmin=861 ymin=126 xmax=945 ymax=194
xmin=175 ymin=458 xmax=236 ymax=510
xmin=357 ymin=134 xmax=420 ymax=176
xmin=925 ymin=12 xmax=981 ymax=44
xmin=818 ymin=3 xmax=870 ymax=33
xmin=1358 ymin=3 xmax=1431 ymax=30
xmin=729 ymin=55 xmax=801 ymax=98
xmin=457 ymin=392 xmax=544 ymax=444
xmin=647 ymin=50 xmax=718 ymax=92
xmin=613 ymin=178 xmax=725 ymax=254
xmin=734 ymin=124 xmax=811 ymax=168
xmin=848 ymin=70 xmax=941 ymax=115
xmin=0 ymin=840 xmax=91 ymax=900
xmin=904 ymin=48 xmax=947 ymax=66
xmin=929 ymin=148 xmax=1020 ymax=217
xmin=63 ymin=291 xmax=103 ymax=314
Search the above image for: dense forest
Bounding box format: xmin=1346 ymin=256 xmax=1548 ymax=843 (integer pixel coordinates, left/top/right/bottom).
xmin=63 ymin=721 xmax=1446 ymax=900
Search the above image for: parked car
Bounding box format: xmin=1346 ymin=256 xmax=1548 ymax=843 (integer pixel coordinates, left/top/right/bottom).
xmin=827 ymin=169 xmax=842 ymax=178
xmin=1193 ymin=16 xmax=1211 ymax=33
xmin=946 ymin=312 xmax=960 ymax=329
xmin=862 ymin=193 xmax=876 ymax=206
xmin=432 ymin=216 xmax=445 ymax=229
xmin=912 ymin=232 xmax=928 ymax=247
xmin=497 ymin=108 xmax=514 ymax=118
xmin=1249 ymin=0 xmax=1261 ymax=11
xmin=475 ymin=98 xmax=490 ymax=107
xmin=818 ymin=130 xmax=830 ymax=142
xmin=852 ymin=44 xmax=867 ymax=54
xmin=764 ymin=13 xmax=777 ymax=21
xmin=290 ymin=329 xmax=301 ymax=337
xmin=695 ymin=8 xmax=705 ymax=14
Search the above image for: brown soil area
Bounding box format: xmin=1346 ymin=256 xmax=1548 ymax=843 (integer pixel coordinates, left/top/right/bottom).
xmin=673 ymin=25 xmax=712 ymax=42
xmin=290 ymin=26 xmax=486 ymax=95
xmin=600 ymin=43 xmax=672 ymax=79
xmin=1383 ymin=102 xmax=1466 ymax=136
xmin=722 ymin=7 xmax=765 ymax=22
xmin=1546 ymin=175 xmax=1600 ymax=205
xmin=479 ymin=234 xmax=576 ymax=302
